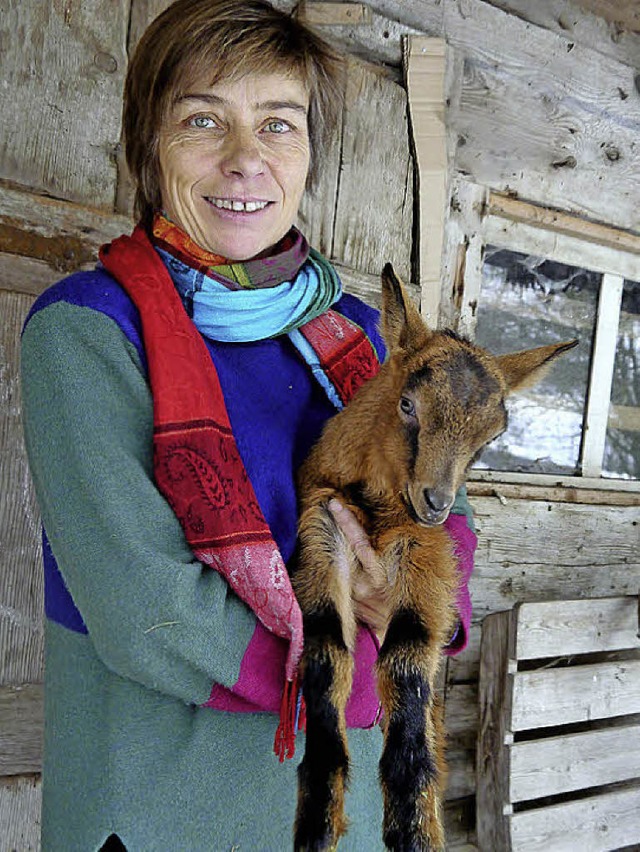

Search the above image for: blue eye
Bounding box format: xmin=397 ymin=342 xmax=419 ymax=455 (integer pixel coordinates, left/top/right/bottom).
xmin=264 ymin=120 xmax=290 ymax=134
xmin=190 ymin=115 xmax=216 ymax=129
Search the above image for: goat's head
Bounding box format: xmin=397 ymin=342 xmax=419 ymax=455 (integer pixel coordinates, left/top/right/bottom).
xmin=380 ymin=264 xmax=578 ymax=526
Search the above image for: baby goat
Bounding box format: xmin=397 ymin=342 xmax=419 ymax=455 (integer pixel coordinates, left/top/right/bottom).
xmin=292 ymin=264 xmax=577 ymax=851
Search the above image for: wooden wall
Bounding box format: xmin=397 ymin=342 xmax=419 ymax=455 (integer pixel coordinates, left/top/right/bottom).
xmin=1 ymin=1 xmax=639 ymax=849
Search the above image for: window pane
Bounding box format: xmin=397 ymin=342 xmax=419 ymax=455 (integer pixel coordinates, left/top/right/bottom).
xmin=475 ymin=246 xmax=595 ymax=475
xmin=603 ymin=279 xmax=640 ymax=479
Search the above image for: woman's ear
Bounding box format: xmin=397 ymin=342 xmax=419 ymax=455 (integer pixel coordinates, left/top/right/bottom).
xmin=495 ymin=339 xmax=578 ymax=393
xmin=380 ymin=263 xmax=431 ymax=355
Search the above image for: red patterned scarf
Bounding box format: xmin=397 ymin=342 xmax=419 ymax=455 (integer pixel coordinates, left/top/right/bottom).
xmin=99 ymin=224 xmax=380 ymax=756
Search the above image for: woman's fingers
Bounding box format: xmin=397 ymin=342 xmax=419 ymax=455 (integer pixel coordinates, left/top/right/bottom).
xmin=327 ymin=498 xmax=390 ymax=641
xmin=327 ymin=498 xmax=379 ymax=577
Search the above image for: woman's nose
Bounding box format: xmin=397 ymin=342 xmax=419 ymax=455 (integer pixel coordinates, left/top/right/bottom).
xmin=220 ymin=128 xmax=265 ymax=179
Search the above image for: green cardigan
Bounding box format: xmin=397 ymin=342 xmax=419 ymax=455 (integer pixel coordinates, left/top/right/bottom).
xmin=21 ymin=281 xmax=388 ymax=851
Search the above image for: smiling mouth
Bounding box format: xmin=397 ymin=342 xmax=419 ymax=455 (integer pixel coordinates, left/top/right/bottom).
xmin=205 ymin=197 xmax=271 ymax=213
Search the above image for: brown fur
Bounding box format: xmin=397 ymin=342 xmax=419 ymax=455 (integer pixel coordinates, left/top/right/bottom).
xmin=292 ymin=264 xmax=577 ymax=851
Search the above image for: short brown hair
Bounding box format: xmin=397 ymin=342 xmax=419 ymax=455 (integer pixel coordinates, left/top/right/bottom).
xmin=124 ymin=0 xmax=344 ymax=226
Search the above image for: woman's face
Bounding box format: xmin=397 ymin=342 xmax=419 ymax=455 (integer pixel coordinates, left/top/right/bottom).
xmin=157 ymin=71 xmax=311 ymax=261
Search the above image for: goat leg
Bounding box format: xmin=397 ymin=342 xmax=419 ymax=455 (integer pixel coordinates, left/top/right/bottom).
xmin=293 ymin=505 xmax=357 ymax=851
xmin=294 ymin=628 xmax=353 ymax=851
xmin=376 ymin=609 xmax=445 ymax=852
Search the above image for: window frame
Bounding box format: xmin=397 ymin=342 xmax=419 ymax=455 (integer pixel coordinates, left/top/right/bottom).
xmin=455 ymin=190 xmax=640 ymax=492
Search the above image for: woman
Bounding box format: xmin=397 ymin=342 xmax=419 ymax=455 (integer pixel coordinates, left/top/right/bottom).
xmin=21 ymin=1 xmax=476 ymax=849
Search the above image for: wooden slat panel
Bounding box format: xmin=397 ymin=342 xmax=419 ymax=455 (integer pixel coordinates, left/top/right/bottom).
xmin=332 ymin=60 xmax=414 ymax=282
xmin=510 ymin=723 xmax=640 ymax=802
xmin=0 ymin=292 xmax=44 ymax=687
xmin=0 ymin=776 xmax=41 ymax=852
xmin=0 ymin=684 xmax=44 ymax=776
xmin=470 ymin=498 xmax=640 ymax=618
xmin=509 ymin=786 xmax=640 ymax=851
xmin=0 ymin=1 xmax=128 ymax=208
xmin=514 ymin=597 xmax=640 ymax=660
xmin=444 ymin=0 xmax=640 ymax=234
xmin=476 ymin=610 xmax=514 ymax=851
xmin=511 ymin=660 xmax=640 ymax=731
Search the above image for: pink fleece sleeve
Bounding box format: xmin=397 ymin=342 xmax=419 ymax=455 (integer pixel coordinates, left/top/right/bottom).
xmin=204 ymin=515 xmax=476 ymax=715
xmin=202 ymin=621 xmax=381 ymax=728
xmin=442 ymin=513 xmax=477 ymax=656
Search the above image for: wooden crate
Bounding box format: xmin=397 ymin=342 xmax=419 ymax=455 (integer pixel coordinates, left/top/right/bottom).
xmin=477 ymin=596 xmax=640 ymax=851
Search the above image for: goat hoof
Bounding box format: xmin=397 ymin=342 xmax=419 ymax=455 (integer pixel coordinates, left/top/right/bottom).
xmin=294 ymin=832 xmax=338 ymax=852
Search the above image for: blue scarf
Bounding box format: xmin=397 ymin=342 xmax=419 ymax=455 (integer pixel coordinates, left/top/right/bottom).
xmin=155 ymin=246 xmax=343 ymax=343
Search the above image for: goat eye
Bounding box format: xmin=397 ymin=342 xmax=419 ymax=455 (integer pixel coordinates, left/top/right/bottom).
xmin=399 ymin=396 xmax=416 ymax=417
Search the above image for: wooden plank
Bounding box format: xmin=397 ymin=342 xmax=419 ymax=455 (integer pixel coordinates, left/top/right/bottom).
xmin=487 ymin=193 xmax=640 ymax=257
xmin=0 ymin=775 xmax=41 ymax=852
xmin=0 ymin=1 xmax=127 ymax=208
xmin=439 ymin=179 xmax=487 ymax=333
xmin=0 ymin=253 xmax=60 ymax=298
xmin=362 ymin=0 xmax=443 ymax=35
xmin=298 ymin=2 xmax=372 ymax=25
xmin=581 ymin=273 xmax=624 ymax=477
xmin=509 ymin=786 xmax=640 ymax=851
xmin=332 ymin=60 xmax=414 ymax=283
xmin=471 ymin=498 xmax=640 ymax=571
xmin=444 ymin=797 xmax=476 ymax=849
xmin=332 ymin=260 xmax=420 ymax=309
xmin=276 ymin=0 xmax=424 ymax=69
xmin=484 ymin=0 xmax=640 ymax=69
xmin=509 ymin=723 xmax=640 ymax=802
xmin=296 ymin=79 xmax=343 ymax=258
xmin=510 ymin=659 xmax=640 ymax=731
xmin=483 ymin=214 xmax=640 ymax=283
xmin=515 ymin=597 xmax=640 ymax=660
xmin=0 ymin=185 xmax=132 ymax=287
xmin=571 ymin=0 xmax=640 ymax=30
xmin=444 ymin=0 xmax=640 ymax=234
xmin=466 ymin=480 xmax=640 ymax=507
xmin=468 ymin=469 xmax=640 ymax=493
xmin=1 ymin=291 xmax=44 ymax=688
xmin=476 ymin=610 xmax=513 ymax=851
xmin=0 ymin=684 xmax=44 ymax=776
xmin=405 ymin=37 xmax=447 ymax=326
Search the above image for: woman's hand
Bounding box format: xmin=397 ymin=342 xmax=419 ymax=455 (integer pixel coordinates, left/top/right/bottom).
xmin=327 ymin=498 xmax=391 ymax=644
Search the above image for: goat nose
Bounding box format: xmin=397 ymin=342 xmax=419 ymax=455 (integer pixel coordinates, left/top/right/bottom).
xmin=424 ymin=489 xmax=452 ymax=515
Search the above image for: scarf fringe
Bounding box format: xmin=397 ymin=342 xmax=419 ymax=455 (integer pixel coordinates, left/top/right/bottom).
xmin=274 ymin=675 xmax=306 ymax=762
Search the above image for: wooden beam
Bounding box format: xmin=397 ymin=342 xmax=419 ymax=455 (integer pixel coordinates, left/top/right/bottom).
xmin=0 ymin=684 xmax=43 ymax=776
xmin=466 ymin=480 xmax=640 ymax=507
xmin=581 ymin=273 xmax=624 ymax=477
xmin=405 ymin=36 xmax=447 ymax=325
xmin=0 ymin=184 xmax=131 ymax=280
xmin=571 ymin=0 xmax=640 ymax=31
xmin=297 ymin=2 xmax=371 ymax=25
xmin=468 ymin=468 xmax=640 ymax=493
xmin=487 ymin=192 xmax=640 ymax=257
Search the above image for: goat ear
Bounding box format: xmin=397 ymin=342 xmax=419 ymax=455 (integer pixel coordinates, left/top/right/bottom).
xmin=380 ymin=263 xmax=431 ymax=353
xmin=496 ymin=339 xmax=578 ymax=393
